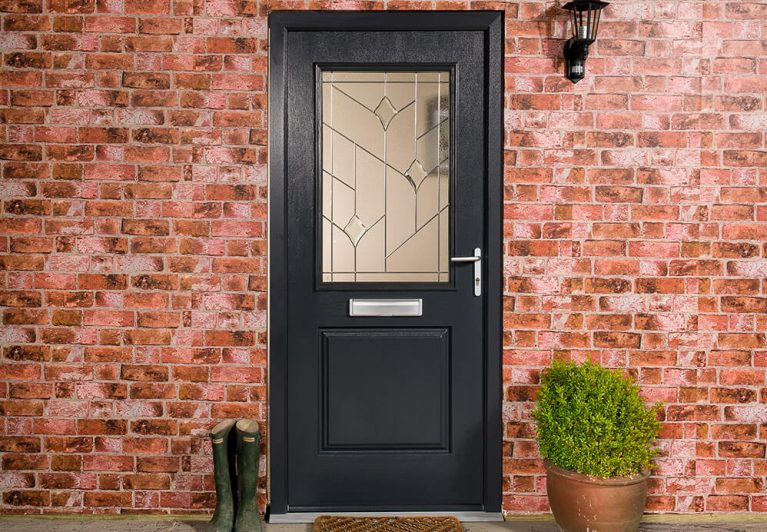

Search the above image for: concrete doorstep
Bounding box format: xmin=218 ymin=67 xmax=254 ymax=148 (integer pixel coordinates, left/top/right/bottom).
xmin=0 ymin=514 xmax=766 ymax=532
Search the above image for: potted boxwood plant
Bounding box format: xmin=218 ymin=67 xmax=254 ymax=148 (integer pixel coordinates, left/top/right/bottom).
xmin=533 ymin=361 xmax=661 ymax=532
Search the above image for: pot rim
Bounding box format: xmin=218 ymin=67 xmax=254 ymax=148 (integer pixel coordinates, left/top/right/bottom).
xmin=544 ymin=460 xmax=650 ymax=486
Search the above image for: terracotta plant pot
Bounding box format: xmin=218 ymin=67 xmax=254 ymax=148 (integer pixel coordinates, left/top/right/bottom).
xmin=545 ymin=461 xmax=649 ymax=532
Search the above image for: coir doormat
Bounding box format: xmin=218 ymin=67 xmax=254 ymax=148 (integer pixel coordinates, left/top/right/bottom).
xmin=313 ymin=516 xmax=464 ymax=532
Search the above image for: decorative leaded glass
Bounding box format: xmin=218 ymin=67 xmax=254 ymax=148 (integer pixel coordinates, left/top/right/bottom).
xmin=321 ymin=71 xmax=450 ymax=282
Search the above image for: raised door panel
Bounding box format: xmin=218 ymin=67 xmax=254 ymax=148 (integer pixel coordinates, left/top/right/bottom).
xmin=321 ymin=328 xmax=450 ymax=451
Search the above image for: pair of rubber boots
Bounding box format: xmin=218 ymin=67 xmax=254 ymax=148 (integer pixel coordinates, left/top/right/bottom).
xmin=207 ymin=419 xmax=263 ymax=532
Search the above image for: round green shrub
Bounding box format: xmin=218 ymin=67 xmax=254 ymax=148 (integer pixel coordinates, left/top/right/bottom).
xmin=533 ymin=361 xmax=661 ymax=478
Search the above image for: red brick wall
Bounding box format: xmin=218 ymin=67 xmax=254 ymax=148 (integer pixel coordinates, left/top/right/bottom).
xmin=0 ymin=0 xmax=765 ymax=516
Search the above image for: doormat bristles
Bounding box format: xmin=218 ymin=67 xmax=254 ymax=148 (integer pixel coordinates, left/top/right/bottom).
xmin=313 ymin=516 xmax=464 ymax=532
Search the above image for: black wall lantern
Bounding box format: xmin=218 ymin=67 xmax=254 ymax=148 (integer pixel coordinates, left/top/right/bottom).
xmin=562 ymin=0 xmax=609 ymax=83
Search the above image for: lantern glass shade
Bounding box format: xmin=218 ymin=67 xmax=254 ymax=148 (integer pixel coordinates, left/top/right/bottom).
xmin=563 ymin=0 xmax=608 ymax=42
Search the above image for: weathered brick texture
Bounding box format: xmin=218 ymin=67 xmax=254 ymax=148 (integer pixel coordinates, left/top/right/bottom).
xmin=0 ymin=0 xmax=765 ymax=516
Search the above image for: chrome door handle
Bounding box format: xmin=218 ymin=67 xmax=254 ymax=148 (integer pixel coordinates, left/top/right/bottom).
xmin=450 ymin=248 xmax=481 ymax=297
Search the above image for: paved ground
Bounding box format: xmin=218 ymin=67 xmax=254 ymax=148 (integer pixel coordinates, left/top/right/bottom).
xmin=0 ymin=516 xmax=765 ymax=531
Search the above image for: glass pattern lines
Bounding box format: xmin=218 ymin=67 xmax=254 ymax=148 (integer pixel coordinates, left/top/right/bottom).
xmin=321 ymin=71 xmax=450 ymax=283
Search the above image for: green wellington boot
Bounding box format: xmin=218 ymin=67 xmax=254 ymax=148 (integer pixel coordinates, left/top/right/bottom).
xmin=207 ymin=419 xmax=237 ymax=532
xmin=233 ymin=419 xmax=264 ymax=532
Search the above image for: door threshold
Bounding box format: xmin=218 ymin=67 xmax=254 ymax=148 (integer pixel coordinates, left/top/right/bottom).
xmin=268 ymin=511 xmax=505 ymax=524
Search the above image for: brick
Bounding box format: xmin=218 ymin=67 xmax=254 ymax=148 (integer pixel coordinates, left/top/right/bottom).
xmin=595 ymin=186 xmax=642 ymax=203
xmin=131 ymin=91 xmax=177 ymax=107
xmin=4 ymin=200 xmax=51 ymax=216
xmin=52 ymin=15 xmax=83 ymax=32
xmin=83 ymin=15 xmax=135 ymax=33
xmin=138 ymin=18 xmax=181 ymax=34
xmin=710 ymin=205 xmax=754 ymax=222
xmin=207 ymin=37 xmax=258 ymax=54
xmin=83 ymin=455 xmax=133 ymax=471
xmin=584 ymin=278 xmax=632 ymax=294
xmin=40 ymin=471 xmax=93 ymax=489
xmin=506 ymin=241 xmax=558 ymax=257
xmin=715 ymin=478 xmax=763 ymax=493
xmin=0 ymin=291 xmax=41 ymax=307
xmin=0 ymin=437 xmax=41 ymax=453
xmin=0 ymin=254 xmax=45 ymax=271
xmin=593 ymin=332 xmax=641 ymax=349
xmin=77 ymin=419 xmax=127 ymax=435
xmin=726 ymin=75 xmax=767 ymax=93
xmin=3 ymin=490 xmax=50 ymax=507
xmin=10 ymin=237 xmax=53 ymax=254
xmin=3 ymin=345 xmax=49 ymax=361
xmin=46 ymin=291 xmax=93 ymax=308
xmin=121 ymin=365 xmax=169 ymax=382
xmin=10 ymin=90 xmax=54 ymax=107
xmin=78 ymin=274 xmax=127 ymax=290
xmin=83 ymin=491 xmax=132 ymax=507
xmin=3 ymin=309 xmax=47 ymax=325
xmin=78 ymin=127 xmax=129 ymax=143
xmin=9 ymin=383 xmax=53 ymax=399
xmin=44 ymin=437 xmax=92 ymax=453
xmin=131 ymin=274 xmax=177 ymax=290
xmin=2 ymin=452 xmax=48 ymax=469
xmin=128 ymin=383 xmax=175 ymax=399
xmin=713 ymin=243 xmax=759 ymax=259
xmin=137 ymin=456 xmax=179 ymax=472
xmin=718 ymin=334 xmax=766 ymax=349
xmin=3 ymin=14 xmax=48 ymax=29
xmin=136 ymin=311 xmax=180 ymax=328
xmin=125 ymin=184 xmax=174 ymax=200
xmin=720 ymin=187 xmax=767 ymax=203
xmin=83 ymin=310 xmax=134 ymax=327
xmin=724 ymin=150 xmax=767 ymax=167
xmin=585 ymin=314 xmax=632 ymax=330
xmin=0 ymin=0 xmax=764 ymax=517
xmin=206 ymin=220 xmax=261 ymax=238
xmin=212 ymin=258 xmax=261 ymax=273
xmin=721 ymin=297 xmax=767 ymax=313
xmin=121 ymin=219 xmax=170 ymax=236
xmin=0 ymin=71 xmax=41 ymax=88
xmin=131 ymin=419 xmax=177 ymax=436
xmin=3 ymin=161 xmax=48 ymax=178
xmin=667 ymin=405 xmax=720 ymax=421
xmin=124 ymin=330 xmax=171 ymax=345
xmin=586 ymin=94 xmax=630 ymax=111
xmin=83 ymin=164 xmax=135 ymax=181
xmin=635 ymin=278 xmax=685 ymax=294
xmin=123 ymin=473 xmax=171 ymax=490
xmin=204 ymin=331 xmax=254 ymax=347
xmin=84 ymin=347 xmax=131 ymax=362
xmin=84 ymin=53 xmax=133 ymax=70
xmin=719 ymin=369 xmax=764 ymax=386
xmin=48 ymin=0 xmax=94 ymax=12
xmin=124 ymin=0 xmax=170 ymax=14
xmin=125 ymin=36 xmax=173 ymax=52
xmin=719 ymin=441 xmax=765 ymax=458
xmin=708 ymin=350 xmax=752 ymax=366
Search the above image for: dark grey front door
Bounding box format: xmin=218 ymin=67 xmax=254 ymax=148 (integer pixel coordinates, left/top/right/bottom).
xmin=269 ymin=11 xmax=503 ymax=515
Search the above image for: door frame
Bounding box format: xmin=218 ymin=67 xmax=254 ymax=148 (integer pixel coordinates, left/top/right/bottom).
xmin=267 ymin=10 xmax=504 ymax=517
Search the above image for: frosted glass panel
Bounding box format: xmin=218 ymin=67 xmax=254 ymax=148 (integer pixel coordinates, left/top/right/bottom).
xmin=321 ymin=71 xmax=450 ymax=283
